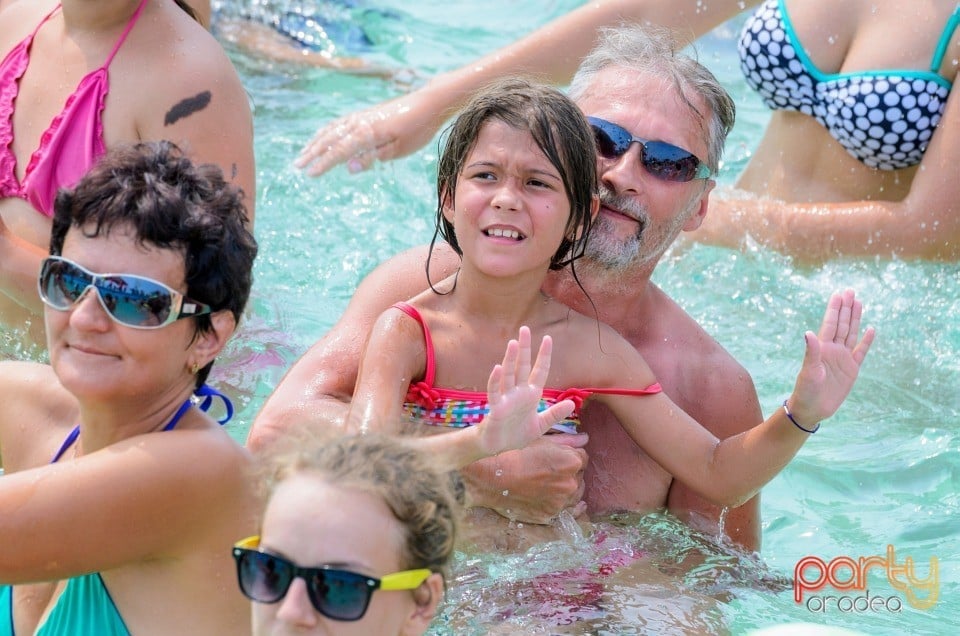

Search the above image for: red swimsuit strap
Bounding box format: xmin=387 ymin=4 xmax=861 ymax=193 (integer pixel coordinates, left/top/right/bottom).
xmin=391 ymin=302 xmax=436 ymax=386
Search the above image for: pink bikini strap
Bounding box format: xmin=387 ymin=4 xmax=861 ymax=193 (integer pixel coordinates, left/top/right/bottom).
xmin=102 ymin=0 xmax=150 ymax=67
xmin=28 ymin=4 xmax=64 ymax=39
xmin=391 ymin=302 xmax=436 ymax=386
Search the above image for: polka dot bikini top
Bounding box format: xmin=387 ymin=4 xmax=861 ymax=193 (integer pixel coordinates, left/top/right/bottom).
xmin=739 ymin=0 xmax=959 ymax=170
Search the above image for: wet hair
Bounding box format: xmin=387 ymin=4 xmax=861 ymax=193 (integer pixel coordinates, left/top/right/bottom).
xmin=568 ymin=23 xmax=736 ymax=173
xmin=50 ymin=141 xmax=258 ymax=388
xmin=260 ymin=432 xmax=461 ymax=582
xmin=431 ymin=77 xmax=597 ymax=279
xmin=174 ymin=0 xmax=200 ymax=22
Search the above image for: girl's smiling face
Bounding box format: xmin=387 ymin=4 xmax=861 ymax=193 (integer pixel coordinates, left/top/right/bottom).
xmin=443 ymin=119 xmax=575 ymax=280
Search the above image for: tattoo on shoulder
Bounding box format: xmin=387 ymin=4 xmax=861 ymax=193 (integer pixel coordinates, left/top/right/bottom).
xmin=164 ymin=91 xmax=212 ymax=126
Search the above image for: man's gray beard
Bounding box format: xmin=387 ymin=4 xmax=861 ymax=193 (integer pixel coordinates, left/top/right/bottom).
xmin=582 ymin=212 xmax=643 ymax=273
xmin=581 ymin=187 xmax=654 ymax=274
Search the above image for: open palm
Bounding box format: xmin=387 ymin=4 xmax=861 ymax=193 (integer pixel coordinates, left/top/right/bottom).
xmin=478 ymin=327 xmax=575 ymax=457
xmin=790 ymin=289 xmax=876 ymax=423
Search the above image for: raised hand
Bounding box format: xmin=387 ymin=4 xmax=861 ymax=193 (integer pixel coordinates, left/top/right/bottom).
xmin=787 ymin=289 xmax=876 ymax=427
xmin=294 ymin=88 xmax=446 ymax=177
xmin=476 ymin=327 xmax=575 ymax=457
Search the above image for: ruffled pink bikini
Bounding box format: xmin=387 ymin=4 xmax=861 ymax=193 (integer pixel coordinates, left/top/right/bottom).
xmin=0 ymin=0 xmax=148 ymax=216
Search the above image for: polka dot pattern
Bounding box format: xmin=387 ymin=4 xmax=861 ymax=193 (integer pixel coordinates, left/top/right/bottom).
xmin=738 ymin=0 xmax=952 ymax=170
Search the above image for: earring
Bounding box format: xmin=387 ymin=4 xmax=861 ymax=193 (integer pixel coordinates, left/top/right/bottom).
xmin=190 ymin=362 xmax=200 ymax=375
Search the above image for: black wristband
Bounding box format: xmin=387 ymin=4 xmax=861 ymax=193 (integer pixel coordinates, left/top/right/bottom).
xmin=783 ymin=400 xmax=820 ymax=434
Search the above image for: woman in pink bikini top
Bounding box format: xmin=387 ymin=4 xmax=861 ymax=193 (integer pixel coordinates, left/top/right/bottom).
xmin=0 ymin=0 xmax=254 ymax=339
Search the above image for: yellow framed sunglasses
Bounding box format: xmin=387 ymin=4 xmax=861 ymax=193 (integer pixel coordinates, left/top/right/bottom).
xmin=232 ymin=536 xmax=431 ymax=621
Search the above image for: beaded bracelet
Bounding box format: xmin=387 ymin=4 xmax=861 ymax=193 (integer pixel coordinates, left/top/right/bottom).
xmin=782 ymin=400 xmax=820 ymax=434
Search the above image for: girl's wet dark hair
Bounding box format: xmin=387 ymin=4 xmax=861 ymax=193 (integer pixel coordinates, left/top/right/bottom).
xmin=49 ymin=141 xmax=258 ymax=387
xmin=429 ymin=77 xmax=597 ymax=285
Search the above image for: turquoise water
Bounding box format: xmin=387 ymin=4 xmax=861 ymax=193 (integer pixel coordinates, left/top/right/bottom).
xmin=7 ymin=1 xmax=959 ymax=633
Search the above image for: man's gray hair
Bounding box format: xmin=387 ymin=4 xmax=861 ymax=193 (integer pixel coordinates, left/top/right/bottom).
xmin=568 ymin=24 xmax=736 ymax=172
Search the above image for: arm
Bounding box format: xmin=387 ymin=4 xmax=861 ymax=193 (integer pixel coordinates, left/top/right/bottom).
xmin=214 ymin=18 xmax=396 ymax=77
xmin=137 ymin=25 xmax=257 ymax=222
xmin=247 ymin=244 xmax=456 ymax=451
xmin=0 ymin=220 xmax=48 ymax=314
xmin=603 ymin=290 xmax=875 ymax=507
xmin=0 ymin=426 xmax=250 ymax=583
xmin=693 ymin=70 xmax=960 ymax=262
xmin=346 ymin=308 xmax=427 ymax=434
xmin=296 ymin=0 xmax=756 ymax=176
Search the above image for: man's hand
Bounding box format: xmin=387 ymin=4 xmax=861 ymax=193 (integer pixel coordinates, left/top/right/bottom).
xmin=460 ymin=434 xmax=589 ymax=524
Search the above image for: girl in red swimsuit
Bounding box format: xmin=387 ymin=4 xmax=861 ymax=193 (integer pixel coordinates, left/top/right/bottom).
xmin=347 ymin=78 xmax=876 ymax=507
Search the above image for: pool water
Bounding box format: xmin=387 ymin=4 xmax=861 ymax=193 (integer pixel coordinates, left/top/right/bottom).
xmin=8 ymin=1 xmax=959 ymax=633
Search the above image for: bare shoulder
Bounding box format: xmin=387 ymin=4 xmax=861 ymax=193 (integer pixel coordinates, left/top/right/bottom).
xmin=120 ymin=3 xmax=247 ymax=116
xmin=132 ymin=423 xmax=252 ymax=489
xmin=147 ymin=2 xmax=238 ymax=72
xmin=0 ymin=0 xmax=49 ymax=50
xmin=0 ymin=361 xmax=77 ymax=471
xmin=91 ymin=421 xmax=254 ymax=551
xmin=0 ymin=361 xmax=73 ymax=422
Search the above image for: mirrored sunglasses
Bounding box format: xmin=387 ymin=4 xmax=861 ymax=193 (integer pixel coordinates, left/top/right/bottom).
xmin=38 ymin=256 xmax=211 ymax=329
xmin=588 ymin=116 xmax=713 ymax=182
xmin=232 ymin=536 xmax=432 ymax=622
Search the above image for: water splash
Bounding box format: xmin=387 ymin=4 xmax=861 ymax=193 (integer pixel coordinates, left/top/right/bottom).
xmin=718 ymin=506 xmax=729 ymax=537
xmin=432 ymin=512 xmax=788 ymax=634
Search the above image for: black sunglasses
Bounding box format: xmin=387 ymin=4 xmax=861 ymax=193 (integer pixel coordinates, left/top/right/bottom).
xmin=233 ymin=536 xmax=432 ymax=622
xmin=38 ymin=256 xmax=211 ymax=329
xmin=587 ymin=116 xmax=713 ymax=182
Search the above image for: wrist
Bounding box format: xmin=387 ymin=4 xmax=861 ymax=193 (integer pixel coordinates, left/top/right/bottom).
xmin=458 ymin=457 xmax=498 ymax=509
xmin=783 ymin=399 xmax=820 ymax=434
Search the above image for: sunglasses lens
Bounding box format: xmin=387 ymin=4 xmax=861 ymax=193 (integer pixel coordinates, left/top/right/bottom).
xmin=591 ymin=124 xmax=628 ymax=159
xmin=310 ymin=569 xmax=374 ymax=621
xmin=589 ymin=118 xmax=706 ymax=183
xmin=234 ymin=549 xmax=375 ymax=622
xmin=39 ymin=258 xmax=178 ymax=328
xmin=642 ymin=141 xmax=702 ymax=182
xmin=40 ymin=259 xmax=91 ymax=309
xmin=237 ymin=550 xmax=292 ymax=604
xmin=105 ymin=276 xmax=175 ymax=327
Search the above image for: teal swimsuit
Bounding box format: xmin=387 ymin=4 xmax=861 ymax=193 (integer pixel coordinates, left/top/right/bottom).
xmin=1 ymin=574 xmax=129 ymax=636
xmin=0 ymin=385 xmax=232 ymax=636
